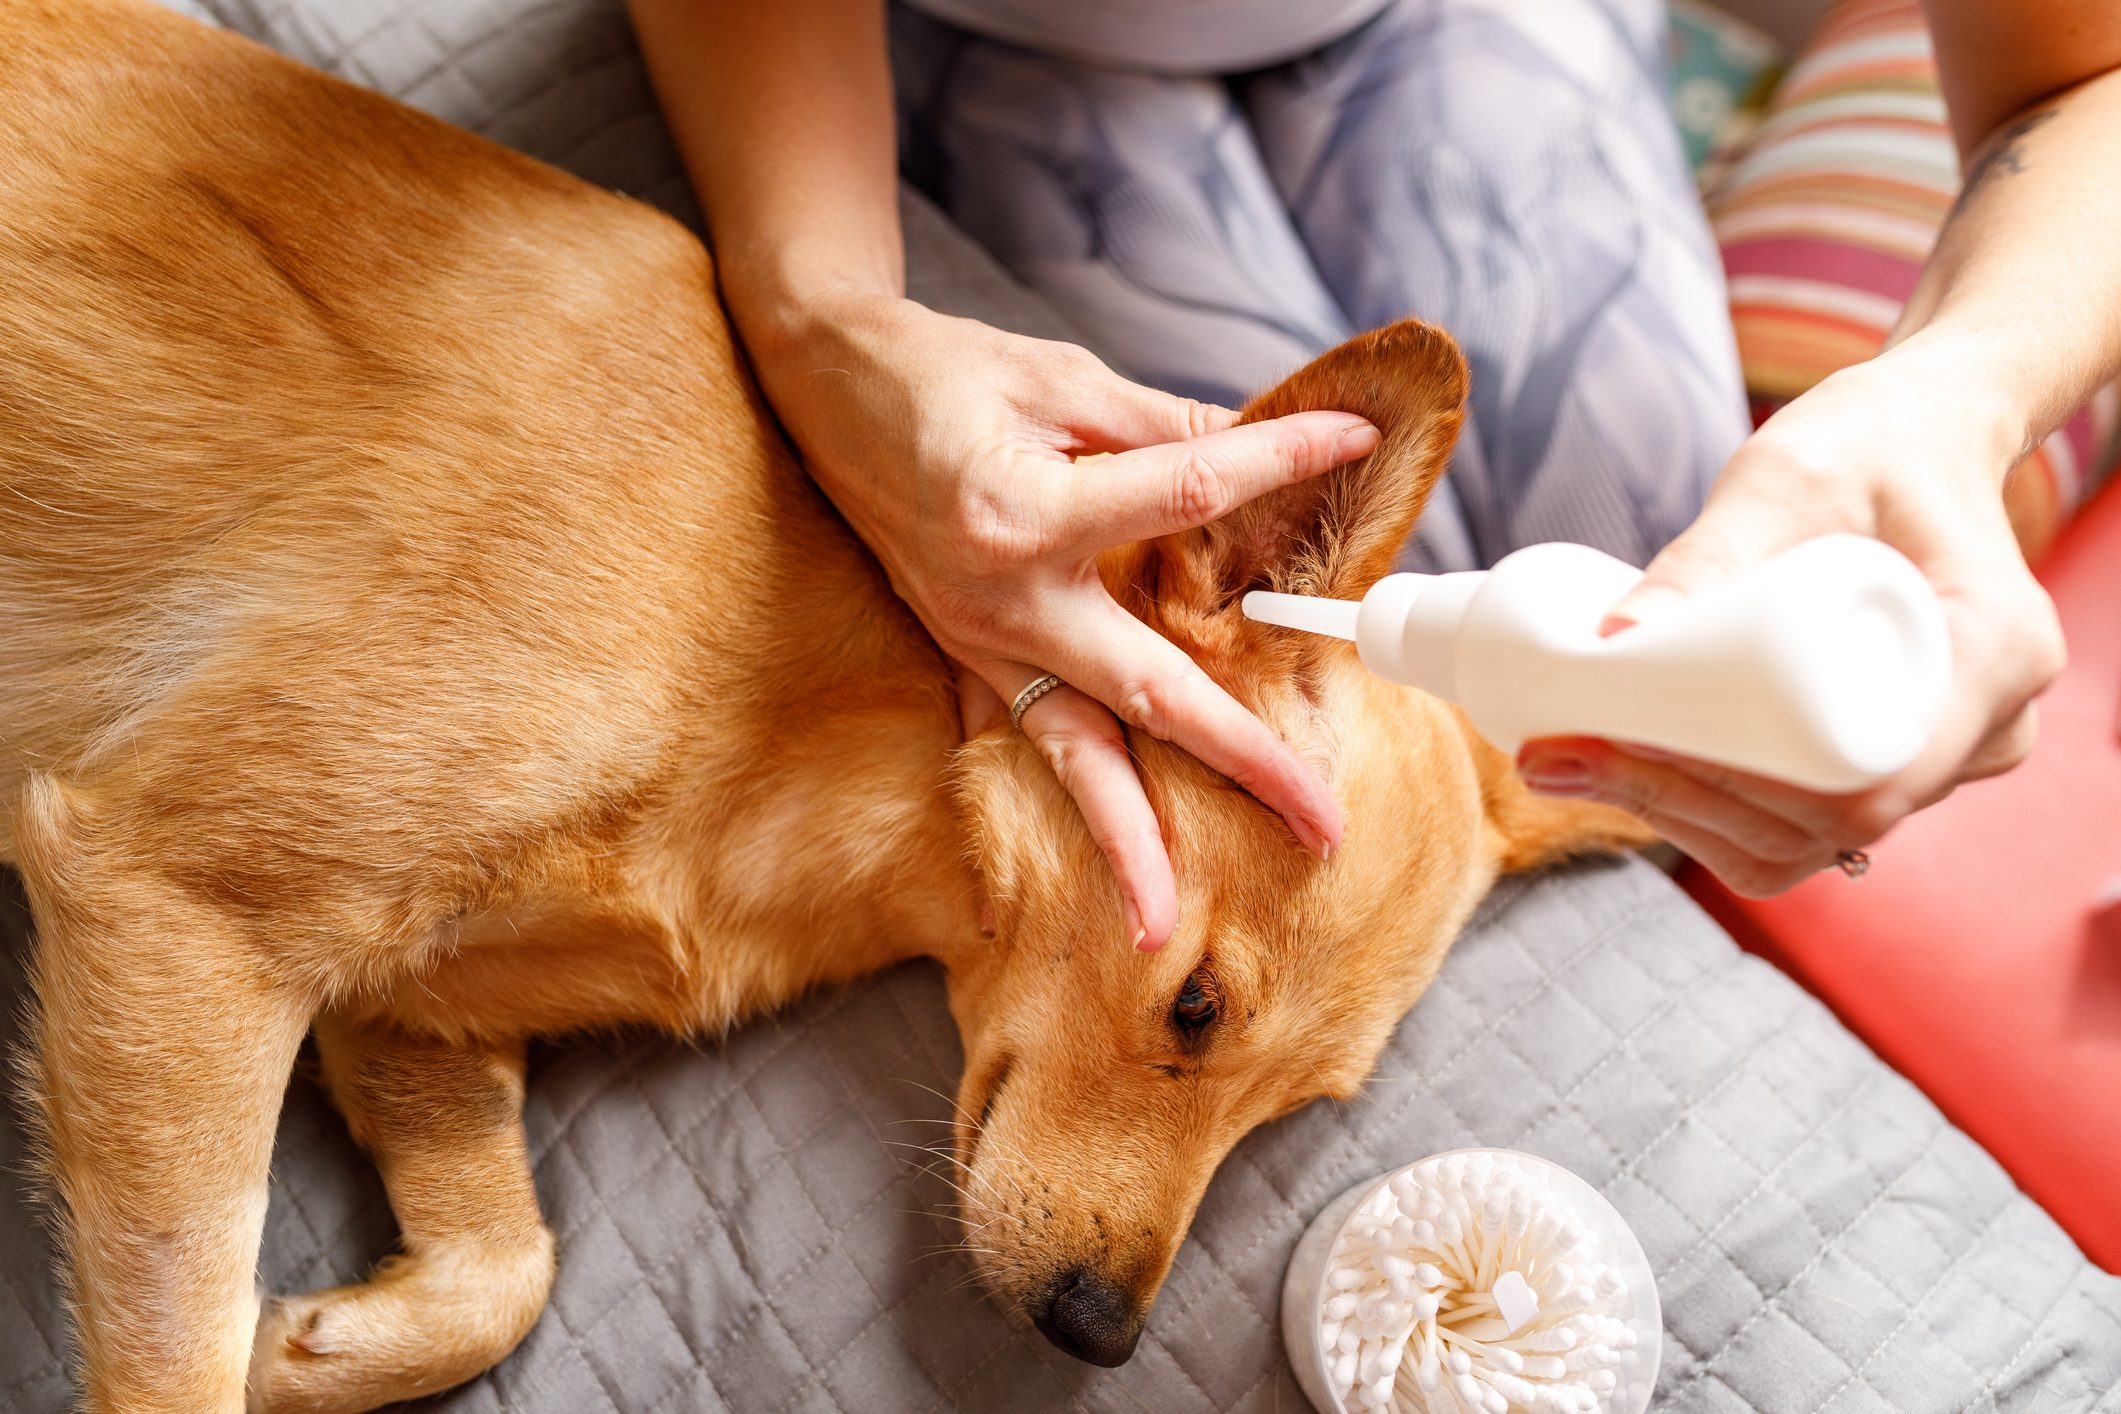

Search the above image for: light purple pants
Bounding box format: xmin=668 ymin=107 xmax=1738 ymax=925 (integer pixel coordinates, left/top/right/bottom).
xmin=891 ymin=0 xmax=1751 ymax=572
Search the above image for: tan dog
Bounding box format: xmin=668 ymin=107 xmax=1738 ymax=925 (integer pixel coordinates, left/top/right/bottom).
xmin=0 ymin=2 xmax=1648 ymax=1409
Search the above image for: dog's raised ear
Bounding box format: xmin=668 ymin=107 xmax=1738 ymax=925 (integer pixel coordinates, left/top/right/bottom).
xmin=1130 ymin=319 xmax=1468 ymax=630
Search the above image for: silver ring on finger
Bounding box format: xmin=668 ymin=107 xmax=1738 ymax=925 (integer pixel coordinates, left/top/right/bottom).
xmin=1834 ymin=849 xmax=1870 ymax=879
xmin=1010 ymin=673 xmax=1065 ymax=732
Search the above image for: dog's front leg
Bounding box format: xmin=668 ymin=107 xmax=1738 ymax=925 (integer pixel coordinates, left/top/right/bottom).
xmin=18 ymin=801 xmax=311 ymax=1412
xmin=248 ymin=1016 xmax=553 ymax=1414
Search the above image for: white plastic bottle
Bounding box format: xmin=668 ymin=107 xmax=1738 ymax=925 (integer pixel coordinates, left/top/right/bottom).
xmin=1242 ymin=534 xmax=1952 ymax=793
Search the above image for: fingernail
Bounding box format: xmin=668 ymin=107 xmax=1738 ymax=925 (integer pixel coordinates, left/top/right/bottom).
xmin=1519 ymin=753 xmax=1592 ymax=793
xmin=1123 ymin=897 xmax=1164 ymax=953
xmin=1289 ymin=814 xmax=1334 ymax=861
xmin=1599 ymin=584 xmax=1683 ymax=638
xmin=1331 ymin=422 xmax=1381 ymax=462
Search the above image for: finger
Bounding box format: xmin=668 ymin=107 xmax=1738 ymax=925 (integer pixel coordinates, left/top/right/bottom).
xmin=1814 ymin=593 xmax=2046 ymax=841
xmin=956 ymin=669 xmax=1005 ymax=739
xmin=1596 ymin=741 xmax=1858 ymax=838
xmin=1034 ymin=595 xmax=1343 ymax=858
xmin=1959 ymin=701 xmax=2040 ymax=781
xmin=1052 ymin=411 xmax=1380 ymax=553
xmin=1840 ymin=533 xmax=2059 ymax=819
xmin=1600 ymin=734 xmax=1960 ymax=849
xmin=1565 ymin=735 xmax=1927 ymax=855
xmin=1633 ymin=807 xmax=1821 ymax=899
xmin=1059 ymin=367 xmax=1240 ymax=452
xmin=1520 ymin=743 xmax=1830 ymax=893
xmin=1518 ymin=738 xmax=1822 ymax=865
xmin=1599 ymin=477 xmax=1833 ymax=636
xmin=1013 ymin=682 xmax=1180 ymax=951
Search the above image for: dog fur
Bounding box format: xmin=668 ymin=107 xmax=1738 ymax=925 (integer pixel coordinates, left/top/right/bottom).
xmin=0 ymin=2 xmax=1649 ymax=1408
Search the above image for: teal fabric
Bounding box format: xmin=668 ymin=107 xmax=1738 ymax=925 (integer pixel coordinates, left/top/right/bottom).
xmin=1667 ymin=0 xmax=1787 ymax=173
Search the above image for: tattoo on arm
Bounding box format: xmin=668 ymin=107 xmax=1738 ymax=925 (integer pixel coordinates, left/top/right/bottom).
xmin=1948 ymin=106 xmax=2061 ymax=219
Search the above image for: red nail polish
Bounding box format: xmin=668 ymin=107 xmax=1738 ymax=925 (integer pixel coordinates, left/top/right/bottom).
xmin=1521 ymin=755 xmax=1591 ymax=789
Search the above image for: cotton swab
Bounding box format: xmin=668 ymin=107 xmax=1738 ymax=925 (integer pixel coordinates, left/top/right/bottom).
xmin=1291 ymin=1151 xmax=1657 ymax=1413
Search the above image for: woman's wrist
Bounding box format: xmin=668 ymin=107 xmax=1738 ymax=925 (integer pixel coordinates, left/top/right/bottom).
xmin=717 ymin=244 xmax=907 ymax=372
xmin=1868 ymin=329 xmax=2042 ymax=487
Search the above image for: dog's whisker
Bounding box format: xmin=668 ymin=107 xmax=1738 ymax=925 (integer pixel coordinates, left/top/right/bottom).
xmin=889 ymin=1077 xmax=976 ymax=1123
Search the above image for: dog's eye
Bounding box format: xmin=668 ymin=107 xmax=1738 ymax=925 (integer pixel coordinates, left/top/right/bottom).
xmin=1171 ymin=972 xmax=1218 ymax=1032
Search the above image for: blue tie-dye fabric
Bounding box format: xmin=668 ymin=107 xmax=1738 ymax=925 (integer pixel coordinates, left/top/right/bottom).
xmin=890 ymin=0 xmax=1752 ymax=573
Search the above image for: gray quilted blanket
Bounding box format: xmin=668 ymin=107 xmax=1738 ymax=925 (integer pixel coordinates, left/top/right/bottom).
xmin=5 ymin=3 xmax=2120 ymax=1410
xmin=8 ymin=854 xmax=2120 ymax=1410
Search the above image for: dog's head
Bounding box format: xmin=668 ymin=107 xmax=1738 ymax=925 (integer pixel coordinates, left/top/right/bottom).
xmin=940 ymin=322 xmax=1648 ymax=1365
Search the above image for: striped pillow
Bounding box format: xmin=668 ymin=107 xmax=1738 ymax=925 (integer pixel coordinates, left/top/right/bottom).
xmin=1705 ymin=0 xmax=2117 ymax=561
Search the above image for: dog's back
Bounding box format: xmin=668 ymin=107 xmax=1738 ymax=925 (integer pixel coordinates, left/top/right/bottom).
xmin=0 ymin=0 xmax=968 ymax=1023
xmin=2 ymin=10 xmax=982 ymax=1405
xmin=0 ymin=0 xmax=828 ymax=875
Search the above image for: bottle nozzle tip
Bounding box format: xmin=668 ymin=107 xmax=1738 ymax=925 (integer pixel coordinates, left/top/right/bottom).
xmin=1241 ymin=590 xmax=1361 ymax=642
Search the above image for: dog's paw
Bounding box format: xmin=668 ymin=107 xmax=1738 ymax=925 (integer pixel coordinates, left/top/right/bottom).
xmin=268 ymin=1297 xmax=338 ymax=1355
xmin=247 ymin=1294 xmax=345 ymax=1413
xmin=242 ymin=1239 xmax=552 ymax=1413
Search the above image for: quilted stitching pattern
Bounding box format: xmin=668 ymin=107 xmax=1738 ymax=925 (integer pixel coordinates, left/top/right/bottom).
xmin=5 ymin=3 xmax=2120 ymax=1408
xmin=8 ymin=859 xmax=2120 ymax=1411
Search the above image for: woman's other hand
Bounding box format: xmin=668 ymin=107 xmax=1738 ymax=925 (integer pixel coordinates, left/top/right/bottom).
xmin=1513 ymin=0 xmax=2121 ymax=895
xmin=1517 ymin=343 xmax=2064 ymax=895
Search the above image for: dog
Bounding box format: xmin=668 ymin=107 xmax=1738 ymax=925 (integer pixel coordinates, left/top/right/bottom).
xmin=0 ymin=1 xmax=1650 ymax=1408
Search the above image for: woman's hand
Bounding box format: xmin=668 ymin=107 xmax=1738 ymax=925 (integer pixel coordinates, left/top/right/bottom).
xmin=1516 ymin=340 xmax=2066 ymax=896
xmin=746 ymin=291 xmax=1379 ymax=948
xmin=1515 ymin=27 xmax=2121 ymax=896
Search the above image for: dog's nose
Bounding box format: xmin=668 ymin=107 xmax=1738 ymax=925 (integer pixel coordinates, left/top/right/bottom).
xmin=1032 ymin=1268 xmax=1140 ymax=1367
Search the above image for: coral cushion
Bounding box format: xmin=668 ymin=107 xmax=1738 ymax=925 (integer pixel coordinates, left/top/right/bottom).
xmin=1686 ymin=478 xmax=2121 ymax=1273
xmin=1704 ymin=0 xmax=2118 ymax=561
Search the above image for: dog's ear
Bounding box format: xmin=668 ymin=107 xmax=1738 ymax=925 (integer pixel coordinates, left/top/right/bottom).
xmin=1121 ymin=319 xmax=1468 ymax=634
xmin=1458 ymin=719 xmax=1657 ymax=872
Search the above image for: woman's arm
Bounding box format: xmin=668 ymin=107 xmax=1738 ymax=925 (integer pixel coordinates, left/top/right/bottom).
xmin=628 ymin=2 xmax=1372 ymax=947
xmin=1890 ymin=1 xmax=2121 ymax=445
xmin=1520 ymin=1 xmax=2121 ymax=894
xmin=1925 ymin=0 xmax=2121 ymax=154
xmin=628 ymin=0 xmax=902 ymax=337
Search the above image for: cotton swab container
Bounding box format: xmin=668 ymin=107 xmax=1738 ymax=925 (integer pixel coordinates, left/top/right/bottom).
xmin=1281 ymin=1150 xmax=1660 ymax=1414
